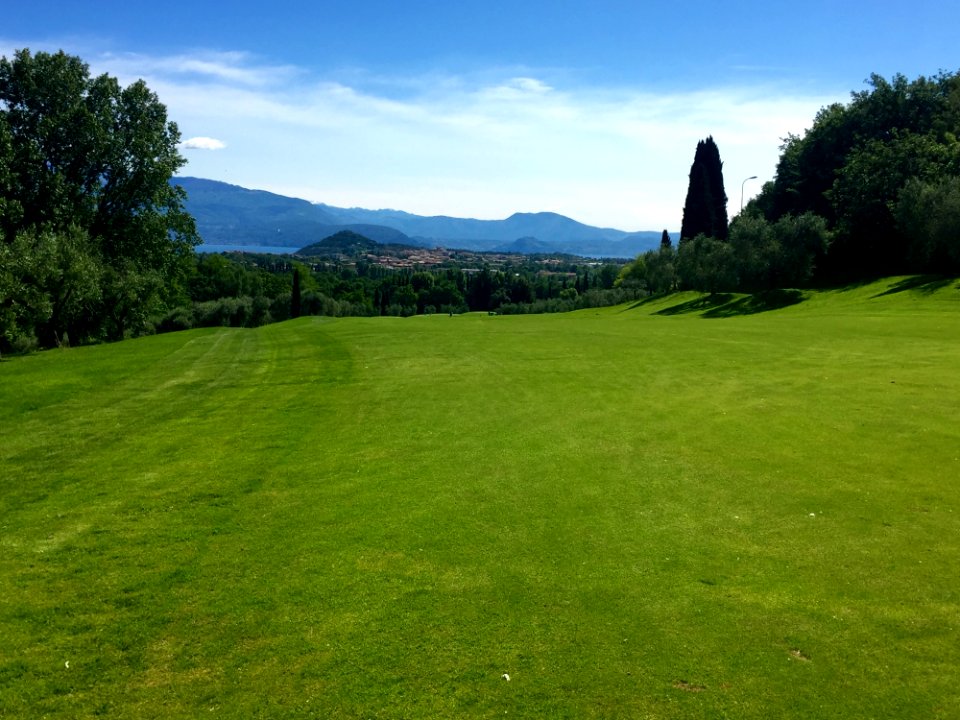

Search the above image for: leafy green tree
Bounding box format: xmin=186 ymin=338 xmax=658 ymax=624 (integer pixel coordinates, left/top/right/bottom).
xmin=644 ymin=246 xmax=678 ymax=295
xmin=507 ymin=275 xmax=535 ymax=304
xmin=615 ymin=255 xmax=647 ymax=289
xmin=188 ymin=254 xmax=243 ymax=301
xmin=827 ymin=131 xmax=959 ymax=277
xmin=680 ymin=137 xmax=728 ymax=242
xmin=0 ymin=49 xmax=198 ymax=347
xmin=728 ymin=215 xmax=778 ymax=291
xmin=466 ymin=267 xmax=497 ymax=310
xmin=729 ymin=213 xmax=830 ymax=290
xmin=291 ymin=268 xmax=302 ymax=318
xmin=768 ymin=104 xmax=855 ymax=223
xmin=895 ymin=176 xmax=960 ymax=271
xmin=753 ymin=70 xmax=960 ymax=280
xmin=617 ymin=247 xmax=678 ymax=295
xmin=577 ymin=268 xmax=591 ymax=292
xmin=0 ymin=226 xmax=102 ymax=348
xmin=0 ymin=118 xmax=19 ymax=238
xmin=596 ymin=263 xmax=620 ymax=289
xmin=392 ymin=284 xmax=419 ymax=313
xmin=774 ymin=213 xmax=831 ymax=286
xmin=677 ymin=234 xmax=737 ymax=293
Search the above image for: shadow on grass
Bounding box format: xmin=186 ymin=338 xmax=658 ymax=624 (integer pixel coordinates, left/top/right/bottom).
xmin=628 ymin=275 xmax=958 ymax=318
xmin=703 ymin=289 xmax=807 ymax=317
xmin=624 ymin=295 xmax=672 ymax=311
xmin=651 ymin=289 xmax=806 ymax=318
xmin=653 ymin=293 xmax=736 ymax=316
xmin=872 ymin=275 xmax=958 ymax=297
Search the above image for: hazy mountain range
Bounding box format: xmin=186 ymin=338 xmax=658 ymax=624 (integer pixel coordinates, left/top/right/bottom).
xmin=176 ymin=177 xmax=665 ymax=258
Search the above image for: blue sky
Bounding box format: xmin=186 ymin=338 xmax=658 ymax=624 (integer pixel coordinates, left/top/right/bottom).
xmin=5 ymin=0 xmax=959 ymax=230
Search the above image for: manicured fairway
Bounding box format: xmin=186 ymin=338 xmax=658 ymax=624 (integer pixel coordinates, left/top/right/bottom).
xmin=2 ymin=277 xmax=959 ymax=718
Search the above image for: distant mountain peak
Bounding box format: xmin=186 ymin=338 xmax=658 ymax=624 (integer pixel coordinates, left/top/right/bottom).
xmin=507 ymin=211 xmax=561 ymax=219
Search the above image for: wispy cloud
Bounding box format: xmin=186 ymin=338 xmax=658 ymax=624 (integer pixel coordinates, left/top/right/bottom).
xmin=98 ymin=50 xmax=301 ymax=87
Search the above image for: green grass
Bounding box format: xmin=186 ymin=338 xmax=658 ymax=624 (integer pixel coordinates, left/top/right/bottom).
xmin=2 ymin=277 xmax=959 ymax=718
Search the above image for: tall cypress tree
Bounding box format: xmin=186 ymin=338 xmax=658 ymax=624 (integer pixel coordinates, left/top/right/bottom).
xmin=680 ymin=136 xmax=729 ymax=242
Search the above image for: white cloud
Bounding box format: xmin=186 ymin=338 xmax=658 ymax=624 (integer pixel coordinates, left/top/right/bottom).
xmin=180 ymin=136 xmax=227 ymax=151
xmin=510 ymin=77 xmax=552 ymax=94
xmin=481 ymin=76 xmax=554 ymax=101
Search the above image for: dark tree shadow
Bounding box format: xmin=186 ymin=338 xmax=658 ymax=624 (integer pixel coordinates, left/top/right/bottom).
xmin=872 ymin=275 xmax=958 ymax=297
xmin=702 ymin=289 xmax=807 ymax=317
xmin=623 ymin=294 xmax=671 ymax=311
xmin=626 ymin=275 xmax=958 ymax=319
xmin=649 ymin=289 xmax=807 ymax=318
xmin=653 ymin=293 xmax=736 ymax=316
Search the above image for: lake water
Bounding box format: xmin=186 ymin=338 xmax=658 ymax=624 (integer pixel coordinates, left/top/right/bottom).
xmin=197 ymin=244 xmax=302 ymax=255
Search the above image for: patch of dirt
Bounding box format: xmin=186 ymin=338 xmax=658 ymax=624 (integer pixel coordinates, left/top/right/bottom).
xmin=673 ymin=680 xmax=707 ymax=692
xmin=790 ymin=649 xmax=811 ymax=662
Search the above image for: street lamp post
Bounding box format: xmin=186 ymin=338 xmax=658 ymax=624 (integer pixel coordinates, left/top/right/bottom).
xmin=741 ymin=175 xmax=758 ymax=213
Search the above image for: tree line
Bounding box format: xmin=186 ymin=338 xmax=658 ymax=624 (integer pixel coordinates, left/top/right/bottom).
xmin=621 ymin=71 xmax=960 ymax=295
xmin=152 ymin=252 xmax=635 ymax=333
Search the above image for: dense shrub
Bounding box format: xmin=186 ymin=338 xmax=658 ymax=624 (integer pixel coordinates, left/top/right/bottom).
xmin=193 ymin=297 xmax=253 ymax=328
xmin=156 ymin=306 xmax=194 ymax=333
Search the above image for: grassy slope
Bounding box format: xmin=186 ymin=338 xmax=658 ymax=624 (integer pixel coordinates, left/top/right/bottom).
xmin=1 ymin=278 xmax=959 ymax=718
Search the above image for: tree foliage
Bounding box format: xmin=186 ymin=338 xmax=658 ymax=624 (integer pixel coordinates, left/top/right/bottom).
xmin=0 ymin=49 xmax=197 ymax=351
xmin=616 ymin=246 xmax=677 ymax=295
xmin=894 ymin=176 xmax=960 ymax=270
xmin=632 ymin=213 xmax=830 ymax=295
xmin=728 ymin=213 xmax=830 ymax=291
xmin=752 ymin=70 xmax=960 ymax=280
xmin=291 ymin=268 xmax=302 ymax=319
xmin=680 ymin=136 xmax=728 ymax=242
xmin=677 ymin=235 xmax=736 ymax=294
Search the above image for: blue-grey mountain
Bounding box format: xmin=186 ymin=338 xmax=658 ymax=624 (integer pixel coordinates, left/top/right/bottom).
xmin=176 ymin=177 xmax=664 ymax=258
